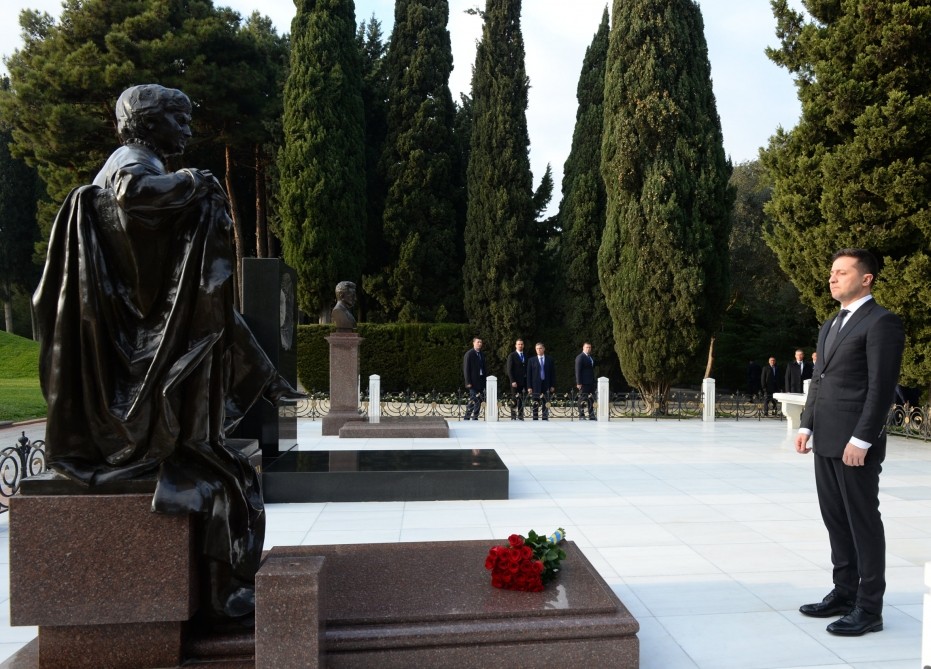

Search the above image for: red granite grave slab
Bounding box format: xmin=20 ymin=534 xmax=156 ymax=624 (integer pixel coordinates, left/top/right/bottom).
xmin=266 ymin=540 xmax=639 ymax=668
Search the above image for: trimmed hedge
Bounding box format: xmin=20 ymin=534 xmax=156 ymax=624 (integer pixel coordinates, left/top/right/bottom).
xmin=296 ymin=323 xmax=618 ymax=393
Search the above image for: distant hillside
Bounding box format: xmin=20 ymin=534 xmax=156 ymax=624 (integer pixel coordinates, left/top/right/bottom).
xmin=0 ymin=330 xmax=40 ymax=378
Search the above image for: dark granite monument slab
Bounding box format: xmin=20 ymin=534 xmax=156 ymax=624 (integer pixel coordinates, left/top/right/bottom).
xmin=262 ymin=448 xmax=508 ymax=503
xmin=262 ymin=540 xmax=639 ymax=669
xmin=235 ymin=259 xmax=299 ymax=457
xmin=338 ymin=415 xmax=450 ymax=438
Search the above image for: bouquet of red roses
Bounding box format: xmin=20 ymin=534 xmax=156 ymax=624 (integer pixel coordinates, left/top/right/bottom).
xmin=484 ymin=528 xmax=567 ymax=592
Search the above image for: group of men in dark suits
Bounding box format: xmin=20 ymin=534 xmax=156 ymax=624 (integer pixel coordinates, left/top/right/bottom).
xmin=462 ymin=339 xmax=598 ymax=421
xmin=759 ymin=349 xmax=816 ymax=414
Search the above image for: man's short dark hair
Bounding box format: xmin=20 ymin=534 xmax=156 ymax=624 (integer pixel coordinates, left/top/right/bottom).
xmin=832 ymin=248 xmax=879 ymax=279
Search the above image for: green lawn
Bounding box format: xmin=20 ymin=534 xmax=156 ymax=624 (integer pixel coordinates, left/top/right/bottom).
xmin=0 ymin=330 xmax=46 ymax=422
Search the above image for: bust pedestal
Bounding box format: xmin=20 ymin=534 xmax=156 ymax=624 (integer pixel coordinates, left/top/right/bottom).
xmin=322 ymin=332 xmax=365 ymax=436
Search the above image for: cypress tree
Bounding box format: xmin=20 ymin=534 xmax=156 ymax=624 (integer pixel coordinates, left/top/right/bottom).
xmin=357 ymin=15 xmax=389 ymax=321
xmin=278 ymin=0 xmax=366 ymax=320
xmin=464 ymin=0 xmax=536 ymax=361
xmin=558 ymin=7 xmax=618 ymax=380
xmin=762 ymin=0 xmax=931 ymax=390
xmin=599 ymin=0 xmax=732 ymax=411
xmin=379 ymin=0 xmax=460 ymax=323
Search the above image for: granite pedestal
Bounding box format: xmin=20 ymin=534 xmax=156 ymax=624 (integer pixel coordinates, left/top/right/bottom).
xmin=4 ymin=440 xmax=262 ymax=669
xmin=8 ymin=489 xmax=196 ymax=669
xmin=321 ymin=332 xmax=365 ymax=436
xmin=262 ymin=448 xmax=508 ymax=503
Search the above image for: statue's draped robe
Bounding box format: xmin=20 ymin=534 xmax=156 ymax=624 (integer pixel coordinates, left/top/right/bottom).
xmin=34 ymin=144 xmax=274 ymax=618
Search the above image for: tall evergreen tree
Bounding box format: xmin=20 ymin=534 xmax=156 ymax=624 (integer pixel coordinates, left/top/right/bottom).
xmin=378 ymin=0 xmax=461 ymax=322
xmin=558 ymin=8 xmax=618 ymax=379
xmin=278 ymin=0 xmax=366 ymax=320
xmin=600 ymin=0 xmax=732 ymax=411
xmin=762 ymin=0 xmax=931 ymax=391
xmin=357 ymin=15 xmax=390 ymax=321
xmin=0 ymin=79 xmax=40 ymax=333
xmin=715 ymin=160 xmax=816 ymax=390
xmin=464 ymin=0 xmax=537 ymax=361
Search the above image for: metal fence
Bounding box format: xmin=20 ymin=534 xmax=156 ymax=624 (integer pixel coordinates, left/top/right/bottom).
xmin=1 ymin=432 xmax=46 ymax=513
xmin=284 ymin=388 xmax=791 ymax=422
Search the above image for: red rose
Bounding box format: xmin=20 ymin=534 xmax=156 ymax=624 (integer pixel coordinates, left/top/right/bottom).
xmin=520 ymin=545 xmax=532 ymax=560
xmin=508 ymin=534 xmax=523 ymax=548
xmin=531 ymin=560 xmax=545 ymax=574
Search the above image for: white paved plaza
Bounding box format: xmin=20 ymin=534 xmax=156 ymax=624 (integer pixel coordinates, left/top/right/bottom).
xmin=1 ymin=417 xmax=928 ymax=668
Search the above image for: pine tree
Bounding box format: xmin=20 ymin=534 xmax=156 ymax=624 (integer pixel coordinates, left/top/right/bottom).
xmin=278 ymin=0 xmax=366 ymax=320
xmin=378 ymin=0 xmax=461 ymax=323
xmin=558 ymin=8 xmax=618 ymax=380
xmin=599 ymin=0 xmax=732 ymax=411
xmin=762 ymin=0 xmax=931 ymax=390
xmin=464 ymin=0 xmax=537 ymax=361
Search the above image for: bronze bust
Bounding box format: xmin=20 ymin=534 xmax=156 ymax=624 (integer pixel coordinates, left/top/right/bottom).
xmin=332 ymin=280 xmax=357 ymax=330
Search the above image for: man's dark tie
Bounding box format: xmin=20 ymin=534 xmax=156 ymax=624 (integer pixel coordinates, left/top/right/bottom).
xmin=824 ymin=309 xmax=850 ymax=355
xmin=540 ymin=357 xmax=545 ymax=380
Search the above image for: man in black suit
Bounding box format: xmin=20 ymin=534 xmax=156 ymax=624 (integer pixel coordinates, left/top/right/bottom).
xmin=760 ymin=356 xmax=781 ymax=415
xmin=462 ymin=337 xmax=486 ymax=420
xmin=796 ymin=249 xmax=904 ymax=637
xmin=505 ymin=339 xmax=528 ymax=420
xmin=784 ymin=348 xmax=812 ymax=393
xmin=574 ymin=342 xmax=597 ymax=420
xmin=527 ymin=342 xmax=555 ymax=421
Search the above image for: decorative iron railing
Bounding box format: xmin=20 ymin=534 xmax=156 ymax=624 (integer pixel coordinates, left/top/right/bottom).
xmin=1 ymin=432 xmax=47 ymax=513
xmin=887 ymin=403 xmax=930 ymax=441
xmin=280 ymin=390 xmax=931 ymax=440
xmin=283 ymin=388 xmax=787 ymax=422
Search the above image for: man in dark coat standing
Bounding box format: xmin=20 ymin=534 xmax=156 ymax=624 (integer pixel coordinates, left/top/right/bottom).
xmin=795 ymin=249 xmax=904 ymax=637
xmin=462 ymin=337 xmax=486 ymax=420
xmin=785 ymin=348 xmax=812 ymax=393
xmin=527 ymin=342 xmax=555 ymax=420
xmin=574 ymin=342 xmax=597 ymax=420
xmin=760 ymin=356 xmax=781 ymax=415
xmin=505 ymin=339 xmax=528 ymax=420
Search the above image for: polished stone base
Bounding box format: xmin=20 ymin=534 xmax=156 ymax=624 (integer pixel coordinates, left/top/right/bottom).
xmin=262 ymin=448 xmax=508 ymax=503
xmin=338 ymin=416 xmax=449 ymax=438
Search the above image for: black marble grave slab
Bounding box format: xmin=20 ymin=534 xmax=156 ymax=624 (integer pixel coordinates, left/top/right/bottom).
xmin=262 ymin=449 xmax=508 ymax=503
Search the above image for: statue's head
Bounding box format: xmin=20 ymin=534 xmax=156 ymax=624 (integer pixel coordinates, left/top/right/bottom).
xmin=335 ymin=281 xmax=357 ymax=307
xmin=115 ymin=84 xmax=193 ymax=157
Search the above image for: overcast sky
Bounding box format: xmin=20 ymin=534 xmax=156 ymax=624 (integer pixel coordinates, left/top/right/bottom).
xmin=3 ymin=0 xmax=803 ymax=212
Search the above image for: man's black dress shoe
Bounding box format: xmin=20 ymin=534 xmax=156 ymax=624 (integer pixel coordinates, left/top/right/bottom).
xmin=826 ymin=607 xmax=883 ymax=636
xmin=799 ymin=590 xmax=855 ymax=618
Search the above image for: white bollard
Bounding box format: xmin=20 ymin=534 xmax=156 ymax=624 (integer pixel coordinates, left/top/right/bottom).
xmin=597 ymin=377 xmax=610 ymax=421
xmin=803 ymin=378 xmax=811 ymax=395
xmin=485 ymin=375 xmax=498 ymax=422
xmin=702 ymin=378 xmax=716 ymax=422
xmin=368 ymin=374 xmax=381 ymax=424
xmin=923 ymin=562 xmax=930 ymax=668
